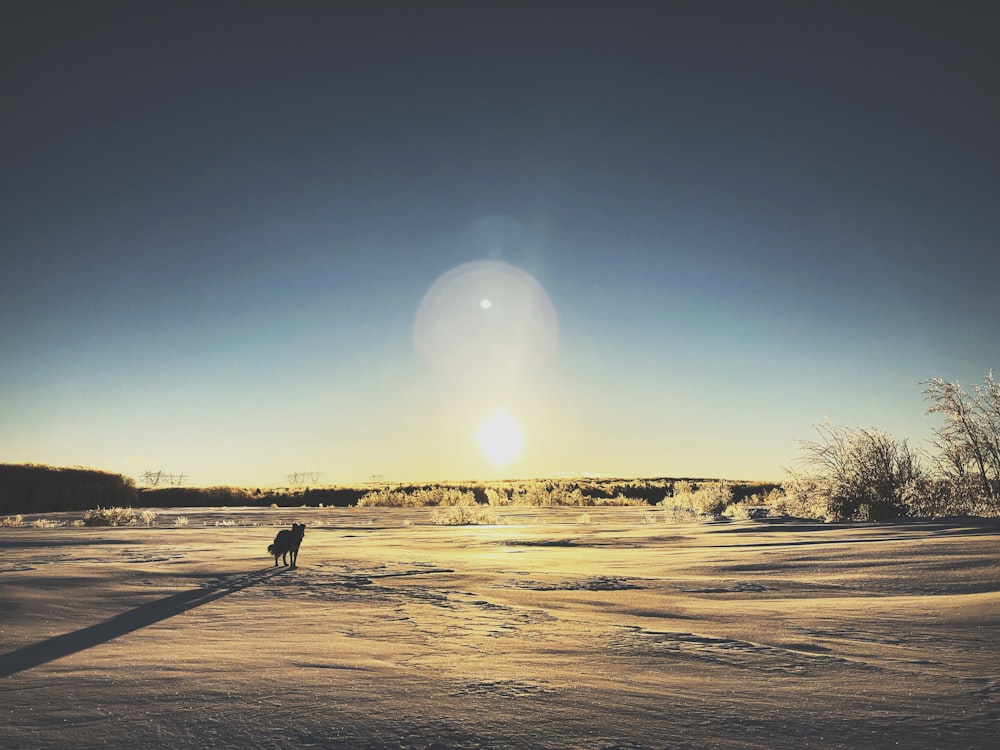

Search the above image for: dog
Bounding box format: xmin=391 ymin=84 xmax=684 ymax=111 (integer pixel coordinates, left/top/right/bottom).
xmin=268 ymin=523 xmax=305 ymax=568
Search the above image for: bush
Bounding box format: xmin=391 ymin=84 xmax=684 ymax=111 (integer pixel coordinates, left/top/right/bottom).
xmin=429 ymin=505 xmax=501 ymax=525
xmin=420 ymin=488 xmax=477 ymax=506
xmin=484 ymin=487 xmax=509 ymax=506
xmin=357 ymin=487 xmax=477 ymax=507
xmin=789 ymin=421 xmax=924 ymax=521
xmin=722 ymin=503 xmax=754 ymax=520
xmin=658 ymin=505 xmax=700 ymax=523
xmin=768 ymin=480 xmax=828 ymax=521
xmin=509 ymin=483 xmax=559 ymax=505
xmin=903 ymin=477 xmax=1000 ymax=518
xmin=594 ymin=494 xmax=647 ymax=507
xmin=356 ymin=489 xmax=411 ymax=507
xmin=722 ymin=488 xmax=783 ymax=519
xmin=83 ymin=507 xmax=138 ymax=526
xmin=665 ymin=481 xmax=734 ymax=516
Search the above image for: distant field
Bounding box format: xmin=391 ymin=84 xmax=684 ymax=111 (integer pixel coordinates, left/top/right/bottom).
xmin=2 ymin=507 xmax=998 ymax=749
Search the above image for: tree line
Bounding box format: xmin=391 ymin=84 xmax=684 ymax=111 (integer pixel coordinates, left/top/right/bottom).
xmin=0 ymin=464 xmax=137 ymax=514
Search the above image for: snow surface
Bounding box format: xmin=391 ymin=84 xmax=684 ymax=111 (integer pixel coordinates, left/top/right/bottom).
xmin=2 ymin=506 xmax=998 ymax=748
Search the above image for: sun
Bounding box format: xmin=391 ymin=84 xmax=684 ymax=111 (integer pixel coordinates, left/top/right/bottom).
xmin=475 ymin=407 xmax=524 ymax=466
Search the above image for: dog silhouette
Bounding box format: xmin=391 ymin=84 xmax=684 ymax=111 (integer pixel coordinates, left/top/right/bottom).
xmin=268 ymin=523 xmax=305 ymax=568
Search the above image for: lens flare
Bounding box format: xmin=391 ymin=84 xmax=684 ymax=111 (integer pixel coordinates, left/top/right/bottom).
xmin=476 ymin=407 xmax=524 ymax=466
xmin=414 ymin=261 xmax=558 ymax=380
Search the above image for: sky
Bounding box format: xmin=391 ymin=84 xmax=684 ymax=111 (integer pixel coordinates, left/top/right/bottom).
xmin=2 ymin=1 xmax=998 ymax=487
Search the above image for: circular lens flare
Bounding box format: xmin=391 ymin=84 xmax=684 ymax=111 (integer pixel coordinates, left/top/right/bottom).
xmin=414 ymin=261 xmax=558 ymax=380
xmin=476 ymin=407 xmax=524 ymax=466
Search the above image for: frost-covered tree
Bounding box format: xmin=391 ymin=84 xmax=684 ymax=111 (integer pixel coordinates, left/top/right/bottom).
xmin=922 ymin=371 xmax=1000 ymax=504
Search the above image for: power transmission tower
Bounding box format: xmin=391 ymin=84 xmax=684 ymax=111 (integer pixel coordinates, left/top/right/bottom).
xmin=140 ymin=470 xmax=187 ymax=488
xmin=140 ymin=470 xmax=164 ymax=487
xmin=287 ymin=471 xmax=323 ymax=486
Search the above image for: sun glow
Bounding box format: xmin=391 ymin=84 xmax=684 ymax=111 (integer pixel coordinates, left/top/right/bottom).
xmin=475 ymin=407 xmax=524 ymax=467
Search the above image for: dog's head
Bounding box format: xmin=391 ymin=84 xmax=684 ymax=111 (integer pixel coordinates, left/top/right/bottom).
xmin=293 ymin=523 xmax=306 ymax=535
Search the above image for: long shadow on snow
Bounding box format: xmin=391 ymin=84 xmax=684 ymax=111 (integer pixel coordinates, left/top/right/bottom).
xmin=707 ymin=518 xmax=1000 ymax=546
xmin=0 ymin=538 xmax=134 ymax=549
xmin=0 ymin=567 xmax=282 ymax=677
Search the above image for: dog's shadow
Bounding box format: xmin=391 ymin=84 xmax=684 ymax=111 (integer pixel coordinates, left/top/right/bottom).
xmin=0 ymin=568 xmax=282 ymax=678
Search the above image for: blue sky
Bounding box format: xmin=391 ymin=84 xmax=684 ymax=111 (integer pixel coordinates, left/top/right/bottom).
xmin=2 ymin=2 xmax=998 ymax=486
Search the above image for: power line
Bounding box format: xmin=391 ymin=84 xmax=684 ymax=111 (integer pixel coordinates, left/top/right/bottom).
xmin=139 ymin=470 xmax=188 ymax=487
xmin=286 ymin=471 xmax=323 ymax=485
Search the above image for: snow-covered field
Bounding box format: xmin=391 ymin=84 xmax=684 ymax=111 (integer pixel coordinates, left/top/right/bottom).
xmin=2 ymin=506 xmax=998 ymax=748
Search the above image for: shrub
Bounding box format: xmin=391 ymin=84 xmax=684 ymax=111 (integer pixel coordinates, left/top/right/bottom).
xmin=83 ymin=507 xmax=138 ymax=526
xmin=139 ymin=510 xmax=157 ymax=526
xmin=429 ymin=505 xmax=501 ymax=525
xmin=722 ymin=503 xmax=753 ymax=520
xmin=485 ymin=487 xmax=510 ymax=506
xmin=503 ymin=482 xmax=647 ymax=506
xmin=509 ymin=484 xmax=556 ymax=506
xmin=358 ymin=486 xmax=480 ymax=507
xmin=659 ymin=505 xmax=700 ymax=523
xmin=2 ymin=514 xmax=24 ymax=528
xmin=789 ymin=421 xmax=924 ymax=521
xmin=419 ymin=488 xmax=476 ymax=506
xmin=594 ymin=494 xmax=647 ymax=507
xmin=731 ymin=487 xmax=784 ymax=518
xmin=666 ymin=481 xmax=734 ymax=516
xmin=357 ymin=489 xmax=412 ymax=507
xmin=771 ymin=478 xmax=831 ymax=520
xmin=903 ymin=477 xmax=1000 ymax=518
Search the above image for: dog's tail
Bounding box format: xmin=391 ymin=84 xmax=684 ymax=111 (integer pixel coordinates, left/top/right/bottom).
xmin=267 ymin=543 xmax=275 ymax=555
